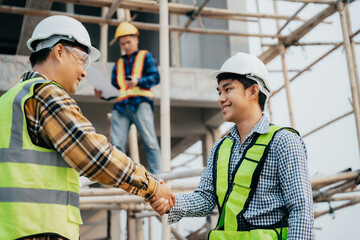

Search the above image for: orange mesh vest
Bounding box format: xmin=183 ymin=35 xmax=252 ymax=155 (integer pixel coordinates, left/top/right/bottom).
xmin=116 ymin=50 xmax=154 ymax=102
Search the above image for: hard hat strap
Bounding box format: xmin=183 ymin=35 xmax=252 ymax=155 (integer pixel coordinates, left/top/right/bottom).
xmin=245 ymin=74 xmax=271 ymax=96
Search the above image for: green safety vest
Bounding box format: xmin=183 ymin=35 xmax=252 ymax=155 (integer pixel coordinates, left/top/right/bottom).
xmin=209 ymin=125 xmax=298 ymax=240
xmin=116 ymin=50 xmax=154 ymax=102
xmin=0 ymin=78 xmax=82 ymax=240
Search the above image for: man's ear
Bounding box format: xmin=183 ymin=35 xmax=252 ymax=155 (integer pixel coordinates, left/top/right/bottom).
xmin=249 ymin=84 xmax=260 ymax=99
xmin=53 ymin=44 xmax=65 ymax=63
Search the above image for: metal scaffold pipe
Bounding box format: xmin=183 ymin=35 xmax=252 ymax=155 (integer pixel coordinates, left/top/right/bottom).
xmin=338 ymin=2 xmax=360 ymax=156
xmin=273 ymin=0 xmax=296 ymax=128
xmin=159 ymin=0 xmax=171 ymax=239
xmin=159 ymin=0 xmax=171 ymax=174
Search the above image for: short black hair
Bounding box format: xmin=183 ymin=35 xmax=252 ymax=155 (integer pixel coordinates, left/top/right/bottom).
xmin=29 ymin=39 xmax=88 ymax=67
xmin=217 ymin=72 xmax=266 ymax=111
xmin=29 ymin=47 xmax=51 ymax=67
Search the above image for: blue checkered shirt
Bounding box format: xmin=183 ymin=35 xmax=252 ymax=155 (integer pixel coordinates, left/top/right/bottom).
xmin=111 ymin=50 xmax=160 ymax=113
xmin=168 ymin=116 xmax=314 ymax=239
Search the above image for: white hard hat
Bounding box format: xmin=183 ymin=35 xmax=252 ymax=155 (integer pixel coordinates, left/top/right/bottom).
xmin=27 ymin=15 xmax=100 ymax=62
xmin=210 ymin=52 xmax=272 ymax=101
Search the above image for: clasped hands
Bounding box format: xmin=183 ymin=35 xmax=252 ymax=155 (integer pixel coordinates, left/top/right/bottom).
xmin=148 ymin=179 xmax=176 ymax=216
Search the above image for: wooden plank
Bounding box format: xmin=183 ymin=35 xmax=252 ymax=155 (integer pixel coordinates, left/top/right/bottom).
xmin=271 ymin=28 xmax=360 ymax=96
xmin=0 ymin=5 xmax=283 ymax=38
xmin=182 ymin=0 xmax=210 ymax=29
xmin=48 ymin=0 xmax=308 ymax=21
xmin=311 ymin=171 xmax=360 ymax=185
xmin=105 ymin=0 xmax=123 ymax=19
xmin=277 ymin=3 xmax=308 ymax=34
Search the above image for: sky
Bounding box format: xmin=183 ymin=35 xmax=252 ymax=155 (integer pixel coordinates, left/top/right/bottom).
xmin=117 ymin=1 xmax=360 ymax=239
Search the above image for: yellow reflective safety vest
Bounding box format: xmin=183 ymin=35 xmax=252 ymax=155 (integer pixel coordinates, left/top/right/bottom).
xmin=116 ymin=50 xmax=154 ymax=102
xmin=0 ymin=78 xmax=82 ymax=240
xmin=208 ymin=125 xmax=299 ymax=240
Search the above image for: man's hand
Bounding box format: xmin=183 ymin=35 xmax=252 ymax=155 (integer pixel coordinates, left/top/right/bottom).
xmin=149 ymin=180 xmax=175 ymax=216
xmin=125 ymin=76 xmax=138 ymax=88
xmin=150 ymin=197 xmax=170 ymax=216
xmin=94 ymin=88 xmax=103 ymax=98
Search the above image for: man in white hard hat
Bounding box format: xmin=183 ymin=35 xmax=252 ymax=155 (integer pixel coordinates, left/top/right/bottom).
xmin=151 ymin=53 xmax=314 ymax=239
xmin=0 ymin=15 xmax=174 ymax=240
xmin=94 ymin=22 xmax=162 ymax=175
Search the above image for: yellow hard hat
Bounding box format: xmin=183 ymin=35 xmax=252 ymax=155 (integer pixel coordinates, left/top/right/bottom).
xmin=115 ymin=22 xmax=139 ymax=38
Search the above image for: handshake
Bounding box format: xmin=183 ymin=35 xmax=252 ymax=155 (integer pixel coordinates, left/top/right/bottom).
xmin=148 ymin=179 xmax=176 ymax=216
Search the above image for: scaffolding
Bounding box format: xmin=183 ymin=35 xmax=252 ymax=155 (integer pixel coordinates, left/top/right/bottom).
xmin=1 ymin=0 xmax=360 ymax=239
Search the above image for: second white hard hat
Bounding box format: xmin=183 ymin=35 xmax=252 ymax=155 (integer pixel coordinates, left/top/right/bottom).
xmin=27 ymin=15 xmax=100 ymax=62
xmin=210 ymin=52 xmax=272 ymax=101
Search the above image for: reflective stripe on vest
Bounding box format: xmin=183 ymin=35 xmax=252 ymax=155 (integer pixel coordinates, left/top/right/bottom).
xmin=116 ymin=50 xmax=154 ymax=101
xmin=209 ymin=227 xmax=288 ymax=240
xmin=0 ymin=78 xmax=82 ymax=240
xmin=209 ymin=126 xmax=298 ymax=240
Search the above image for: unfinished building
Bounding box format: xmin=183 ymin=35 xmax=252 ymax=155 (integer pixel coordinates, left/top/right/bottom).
xmin=0 ymin=0 xmax=359 ymax=239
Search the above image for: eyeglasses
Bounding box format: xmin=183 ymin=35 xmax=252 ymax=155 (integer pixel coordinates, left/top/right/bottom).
xmin=64 ymin=45 xmax=91 ymax=70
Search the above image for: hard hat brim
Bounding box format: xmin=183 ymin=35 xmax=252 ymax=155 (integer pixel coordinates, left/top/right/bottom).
xmin=27 ymin=36 xmax=100 ymax=62
xmin=209 ymin=70 xmax=241 ymax=81
xmin=209 ymin=69 xmax=271 ymax=99
xmin=88 ymin=46 xmax=100 ymax=62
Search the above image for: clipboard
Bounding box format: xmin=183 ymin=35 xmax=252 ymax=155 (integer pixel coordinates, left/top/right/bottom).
xmin=86 ymin=65 xmax=119 ymax=99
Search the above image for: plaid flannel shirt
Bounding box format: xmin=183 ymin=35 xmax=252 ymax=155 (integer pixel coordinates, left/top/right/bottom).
xmin=22 ymin=71 xmax=157 ymax=199
xmin=168 ymin=115 xmax=314 ymax=239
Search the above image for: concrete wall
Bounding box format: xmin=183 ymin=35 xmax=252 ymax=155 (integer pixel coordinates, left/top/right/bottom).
xmin=228 ymin=0 xmax=249 ymax=55
xmin=178 ymin=0 xmax=229 ymax=69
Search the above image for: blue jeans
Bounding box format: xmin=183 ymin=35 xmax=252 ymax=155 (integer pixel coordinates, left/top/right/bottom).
xmin=111 ymin=102 xmax=161 ymax=175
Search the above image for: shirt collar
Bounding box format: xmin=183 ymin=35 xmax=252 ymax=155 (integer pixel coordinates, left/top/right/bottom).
xmin=227 ymin=115 xmax=270 ymax=142
xmin=122 ymin=50 xmax=140 ymax=59
xmin=20 ymin=71 xmax=50 ymax=82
